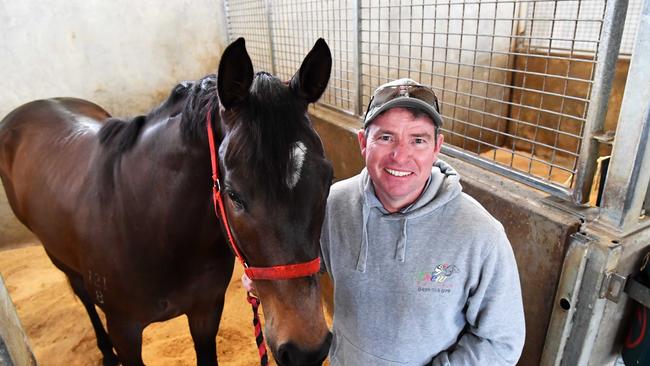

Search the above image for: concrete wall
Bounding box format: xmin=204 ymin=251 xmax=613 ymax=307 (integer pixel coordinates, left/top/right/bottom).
xmin=0 ymin=1 xmax=230 ymax=249
xmin=0 ymin=0 xmax=229 ymax=118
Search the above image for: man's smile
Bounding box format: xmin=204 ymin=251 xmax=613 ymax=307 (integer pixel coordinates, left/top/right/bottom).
xmin=385 ymin=168 xmax=413 ymax=177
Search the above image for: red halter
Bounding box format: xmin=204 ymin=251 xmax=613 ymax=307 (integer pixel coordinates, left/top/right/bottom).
xmin=205 ymin=107 xmax=321 ymax=281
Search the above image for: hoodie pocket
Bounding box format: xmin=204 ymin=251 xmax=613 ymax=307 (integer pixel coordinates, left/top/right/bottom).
xmin=330 ymin=332 xmax=409 ymax=365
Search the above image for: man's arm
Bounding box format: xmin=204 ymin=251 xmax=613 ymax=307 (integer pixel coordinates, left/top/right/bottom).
xmin=431 ymin=229 xmax=525 ymax=366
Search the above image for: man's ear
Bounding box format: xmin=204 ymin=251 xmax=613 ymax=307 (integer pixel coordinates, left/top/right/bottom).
xmin=357 ymin=129 xmax=368 ymax=158
xmin=434 ymin=133 xmax=444 ymax=153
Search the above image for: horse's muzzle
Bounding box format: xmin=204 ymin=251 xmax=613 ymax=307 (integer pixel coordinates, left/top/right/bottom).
xmin=275 ymin=331 xmax=332 ymax=366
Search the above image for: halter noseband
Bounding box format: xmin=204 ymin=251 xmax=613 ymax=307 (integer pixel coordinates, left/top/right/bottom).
xmin=205 ymin=107 xmax=321 ymax=281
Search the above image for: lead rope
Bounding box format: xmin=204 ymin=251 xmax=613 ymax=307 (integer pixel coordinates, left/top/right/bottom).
xmin=206 ymin=107 xmax=268 ymax=366
xmin=247 ymin=293 xmax=269 ymax=366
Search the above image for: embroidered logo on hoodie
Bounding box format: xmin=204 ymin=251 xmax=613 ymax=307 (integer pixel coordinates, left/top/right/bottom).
xmin=416 ymin=263 xmax=459 ymax=293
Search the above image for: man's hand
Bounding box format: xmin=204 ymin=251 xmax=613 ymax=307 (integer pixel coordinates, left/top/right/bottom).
xmin=241 ymin=273 xmax=257 ymax=296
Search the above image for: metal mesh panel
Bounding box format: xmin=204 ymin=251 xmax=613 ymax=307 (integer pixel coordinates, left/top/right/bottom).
xmin=359 ymin=0 xmax=611 ymax=192
xmin=226 ymin=0 xmax=356 ymax=112
xmin=270 ymin=0 xmax=356 ymax=112
xmin=526 ymin=1 xmax=605 ymax=53
xmin=525 ymin=0 xmax=644 ymax=55
xmin=225 ymin=0 xmax=273 ymax=73
xmin=225 ymin=0 xmax=637 ymax=200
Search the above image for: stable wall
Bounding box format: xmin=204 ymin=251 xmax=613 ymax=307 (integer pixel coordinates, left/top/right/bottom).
xmin=309 ymin=105 xmax=583 ymax=366
xmin=0 ymin=1 xmax=230 ymax=248
xmin=0 ymin=1 xmax=229 ymax=118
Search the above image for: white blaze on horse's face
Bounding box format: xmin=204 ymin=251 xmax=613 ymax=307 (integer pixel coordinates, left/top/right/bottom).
xmin=286 ymin=141 xmax=307 ymax=189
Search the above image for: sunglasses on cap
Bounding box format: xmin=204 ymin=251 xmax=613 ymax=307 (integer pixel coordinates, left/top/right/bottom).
xmin=363 ymin=79 xmax=442 ymax=128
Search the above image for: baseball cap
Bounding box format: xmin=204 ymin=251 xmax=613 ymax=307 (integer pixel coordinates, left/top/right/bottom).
xmin=363 ymin=78 xmax=442 ymax=129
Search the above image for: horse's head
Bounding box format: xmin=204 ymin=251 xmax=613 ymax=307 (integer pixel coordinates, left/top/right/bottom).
xmin=215 ymin=38 xmax=333 ymax=366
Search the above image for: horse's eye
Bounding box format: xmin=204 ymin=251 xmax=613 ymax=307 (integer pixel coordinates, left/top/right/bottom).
xmin=226 ymin=191 xmax=245 ymax=210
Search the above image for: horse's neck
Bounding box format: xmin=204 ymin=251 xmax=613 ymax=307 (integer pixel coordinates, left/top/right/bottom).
xmin=102 ymin=114 xmax=212 ymax=201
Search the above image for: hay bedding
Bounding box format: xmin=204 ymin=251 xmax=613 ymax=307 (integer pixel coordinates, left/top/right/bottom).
xmin=0 ymin=244 xmax=273 ymax=366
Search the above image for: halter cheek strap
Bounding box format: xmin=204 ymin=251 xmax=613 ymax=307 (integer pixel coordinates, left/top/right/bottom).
xmin=205 ymin=107 xmax=321 ymax=280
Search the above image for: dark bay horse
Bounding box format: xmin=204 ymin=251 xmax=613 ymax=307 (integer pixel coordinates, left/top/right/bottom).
xmin=0 ymin=38 xmax=333 ymax=366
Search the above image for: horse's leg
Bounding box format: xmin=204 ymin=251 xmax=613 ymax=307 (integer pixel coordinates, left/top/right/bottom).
xmin=44 ymin=252 xmax=119 ymax=366
xmin=187 ymin=296 xmax=225 ymax=366
xmin=68 ymin=275 xmax=120 ymax=366
xmin=106 ymin=316 xmax=145 ymax=366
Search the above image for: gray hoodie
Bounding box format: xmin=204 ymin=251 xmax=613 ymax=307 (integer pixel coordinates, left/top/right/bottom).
xmin=320 ymin=159 xmax=525 ymax=365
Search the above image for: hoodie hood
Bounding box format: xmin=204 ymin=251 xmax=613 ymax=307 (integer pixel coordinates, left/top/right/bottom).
xmin=355 ymin=158 xmax=462 ymax=272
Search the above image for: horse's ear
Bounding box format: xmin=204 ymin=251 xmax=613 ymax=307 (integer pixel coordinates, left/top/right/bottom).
xmin=217 ymin=38 xmax=254 ymax=109
xmin=289 ymin=38 xmax=332 ymax=103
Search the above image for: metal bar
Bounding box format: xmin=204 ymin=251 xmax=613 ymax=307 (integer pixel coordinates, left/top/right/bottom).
xmin=356 ymin=15 xmax=604 ymax=23
xmin=440 ymin=89 xmax=589 ymax=126
xmin=387 ymin=33 xmax=602 ymax=48
xmin=265 ymin=0 xmax=276 ymax=75
xmin=599 ymin=0 xmax=650 ymax=232
xmin=548 ymin=0 xmax=584 ymax=188
xmin=540 ymin=233 xmax=590 ymax=366
xmin=572 ymin=0 xmax=629 ymax=204
xmin=353 ymin=0 xmax=362 ymax=116
xmin=445 ymin=112 xmax=579 ymax=151
xmin=442 ymin=127 xmax=578 ymax=173
xmin=358 ymin=62 xmax=594 ymax=104
xmin=625 ymin=277 xmax=650 ymax=309
xmin=560 ymin=238 xmax=622 ymax=366
xmin=442 ymin=144 xmax=574 ymax=200
xmin=224 ymin=0 xmax=232 ymax=43
xmin=362 ymin=47 xmax=596 ymax=84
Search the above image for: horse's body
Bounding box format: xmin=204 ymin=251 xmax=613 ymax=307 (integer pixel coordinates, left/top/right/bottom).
xmin=0 ymin=39 xmax=333 ymax=366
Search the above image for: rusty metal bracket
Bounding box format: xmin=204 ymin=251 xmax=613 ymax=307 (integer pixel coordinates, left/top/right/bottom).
xmin=599 ymin=271 xmax=627 ymax=303
xmin=625 ymin=277 xmax=650 ymax=308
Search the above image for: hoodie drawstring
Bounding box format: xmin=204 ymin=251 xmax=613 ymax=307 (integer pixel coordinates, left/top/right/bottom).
xmin=356 ymin=204 xmax=370 ymax=272
xmin=395 ymin=218 xmax=408 ymax=262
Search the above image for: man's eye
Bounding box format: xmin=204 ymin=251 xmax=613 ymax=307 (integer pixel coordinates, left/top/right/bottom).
xmin=414 ymin=138 xmax=426 ymax=144
xmin=379 ymin=135 xmax=391 ymax=141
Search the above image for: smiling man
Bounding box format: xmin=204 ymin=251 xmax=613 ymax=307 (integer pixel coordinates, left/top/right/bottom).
xmin=319 ymin=78 xmax=526 ymax=365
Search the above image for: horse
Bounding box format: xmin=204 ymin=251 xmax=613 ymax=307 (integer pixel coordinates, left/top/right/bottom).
xmin=0 ymin=38 xmax=333 ymax=366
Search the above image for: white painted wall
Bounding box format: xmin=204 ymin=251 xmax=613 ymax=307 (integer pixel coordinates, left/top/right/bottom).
xmin=0 ymin=0 xmax=229 ymax=118
xmin=0 ymin=0 xmax=229 ymax=247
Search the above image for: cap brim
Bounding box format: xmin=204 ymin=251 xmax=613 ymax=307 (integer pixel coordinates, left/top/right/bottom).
xmin=364 ymin=97 xmax=442 ymax=128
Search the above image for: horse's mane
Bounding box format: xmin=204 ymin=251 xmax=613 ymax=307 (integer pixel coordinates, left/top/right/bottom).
xmin=98 ymin=81 xmax=199 ymax=154
xmin=179 ymin=76 xmax=220 ymax=143
xmin=97 ymin=116 xmax=146 ymax=153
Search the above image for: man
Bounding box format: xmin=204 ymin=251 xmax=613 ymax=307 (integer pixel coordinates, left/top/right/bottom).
xmin=246 ymin=78 xmax=526 ymax=365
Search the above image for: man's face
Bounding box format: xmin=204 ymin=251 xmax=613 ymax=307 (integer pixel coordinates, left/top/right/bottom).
xmin=358 ymin=107 xmax=444 ymax=213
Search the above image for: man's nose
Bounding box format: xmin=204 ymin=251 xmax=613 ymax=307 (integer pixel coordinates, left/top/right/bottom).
xmin=390 ymin=141 xmax=411 ymax=162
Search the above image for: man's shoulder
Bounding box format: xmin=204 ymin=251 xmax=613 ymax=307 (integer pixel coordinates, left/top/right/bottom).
xmin=452 ymin=192 xmax=505 ymax=234
xmin=329 ymin=174 xmax=362 ymax=201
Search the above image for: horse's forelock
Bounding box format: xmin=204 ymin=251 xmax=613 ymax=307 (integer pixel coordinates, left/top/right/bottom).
xmin=224 ymin=73 xmax=314 ymax=200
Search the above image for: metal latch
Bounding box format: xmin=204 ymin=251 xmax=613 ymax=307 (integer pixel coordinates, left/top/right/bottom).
xmin=592 ymin=130 xmax=615 ymax=145
xmin=600 ymin=271 xmax=627 ymax=302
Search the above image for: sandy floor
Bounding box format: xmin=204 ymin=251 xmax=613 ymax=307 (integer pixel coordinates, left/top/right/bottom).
xmin=0 ymin=244 xmax=285 ymax=366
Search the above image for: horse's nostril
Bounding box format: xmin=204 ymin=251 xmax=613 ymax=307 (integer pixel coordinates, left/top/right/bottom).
xmin=275 ymin=335 xmax=331 ymax=366
xmin=276 ymin=342 xmax=293 ymax=365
